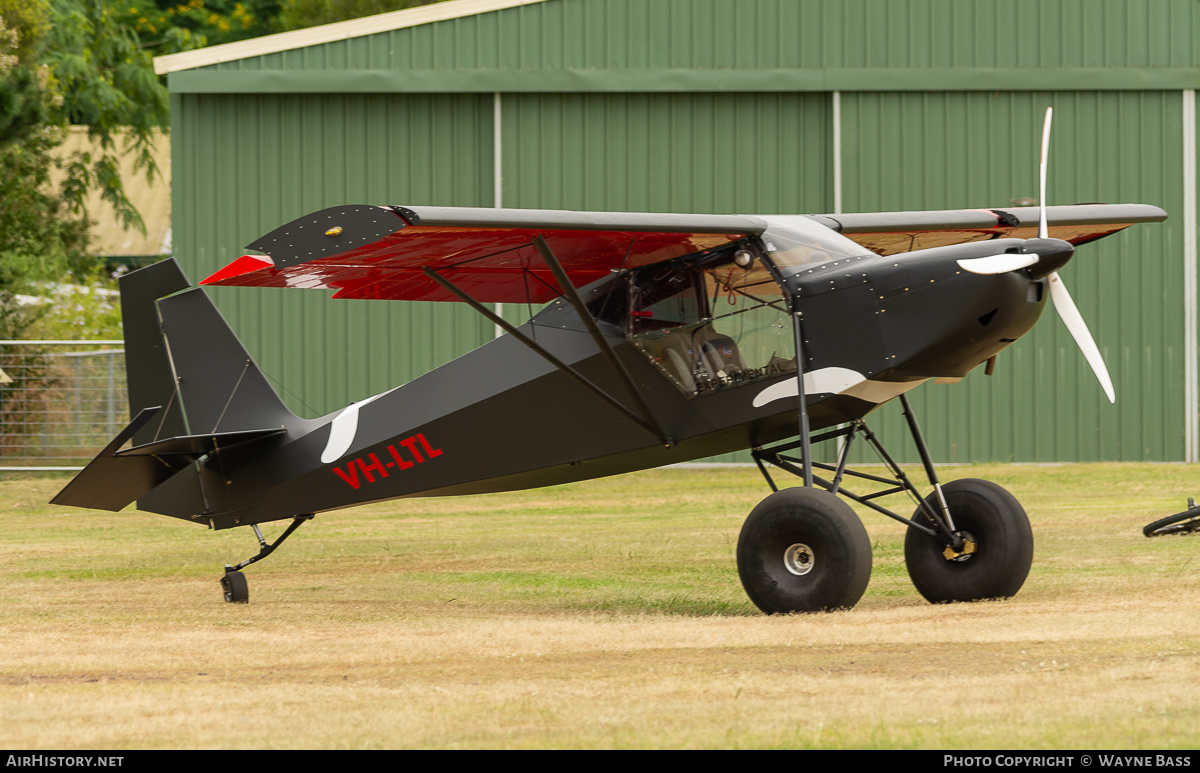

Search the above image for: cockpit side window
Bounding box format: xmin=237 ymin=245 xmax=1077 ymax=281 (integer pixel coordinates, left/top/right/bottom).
xmin=630 ymin=264 xmax=706 ymax=331
xmin=627 ymin=243 xmax=796 ymax=397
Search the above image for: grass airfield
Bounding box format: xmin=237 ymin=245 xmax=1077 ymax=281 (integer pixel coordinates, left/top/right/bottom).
xmin=2 ymin=464 xmax=1199 ymax=749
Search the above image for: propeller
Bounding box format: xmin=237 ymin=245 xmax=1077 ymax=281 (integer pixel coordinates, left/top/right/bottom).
xmin=1038 ymin=108 xmax=1116 ymax=404
xmin=958 ymin=107 xmax=1116 ymax=404
xmin=1047 ymin=269 xmax=1115 ymax=403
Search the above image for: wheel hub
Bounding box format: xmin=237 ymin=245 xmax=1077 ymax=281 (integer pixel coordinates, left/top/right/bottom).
xmin=942 ymin=530 xmax=978 ymax=562
xmin=783 ymin=543 xmax=815 ymax=575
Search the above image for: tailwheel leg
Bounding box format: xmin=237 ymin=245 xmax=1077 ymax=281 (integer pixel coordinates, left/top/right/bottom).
xmin=220 ymin=514 xmax=313 ymax=604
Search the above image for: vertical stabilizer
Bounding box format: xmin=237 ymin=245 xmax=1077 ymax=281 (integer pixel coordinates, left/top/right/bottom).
xmin=156 ymin=287 xmax=297 ymax=433
xmin=122 ymin=257 xmax=299 ymax=444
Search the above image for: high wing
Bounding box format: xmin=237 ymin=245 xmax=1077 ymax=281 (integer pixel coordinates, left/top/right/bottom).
xmin=201 ymin=205 xmax=766 ymax=303
xmin=201 ymin=203 xmax=1168 ymax=303
xmin=810 ymin=203 xmax=1168 ymax=256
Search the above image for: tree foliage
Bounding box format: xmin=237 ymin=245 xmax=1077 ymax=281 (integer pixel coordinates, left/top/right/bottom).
xmin=25 ymin=268 xmax=124 ymax=340
xmin=121 ymin=0 xmax=446 ymax=42
xmin=0 ymin=5 xmax=84 ymax=340
xmin=0 ymin=0 xmax=168 ymax=338
xmin=123 ymin=0 xmax=283 ymax=53
xmin=278 ymin=0 xmax=442 ymax=32
xmin=44 ymin=0 xmax=171 ymax=233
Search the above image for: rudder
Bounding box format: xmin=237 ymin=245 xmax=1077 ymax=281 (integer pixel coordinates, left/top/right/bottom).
xmin=120 ymin=258 xmax=190 ymax=447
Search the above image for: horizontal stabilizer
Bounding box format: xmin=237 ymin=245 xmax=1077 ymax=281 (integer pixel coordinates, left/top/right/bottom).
xmin=118 ymin=427 xmax=286 ymax=458
xmin=51 ymin=409 xmax=174 ymax=512
xmin=52 ymin=411 xmax=288 ymax=512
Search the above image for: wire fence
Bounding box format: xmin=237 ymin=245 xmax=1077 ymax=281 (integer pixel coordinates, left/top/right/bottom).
xmin=0 ymin=340 xmax=126 ymax=471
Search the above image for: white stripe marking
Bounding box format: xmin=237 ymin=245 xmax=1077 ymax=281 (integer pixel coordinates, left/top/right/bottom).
xmin=752 ymin=368 xmax=865 ymax=408
xmin=320 ymin=392 xmax=388 ymax=463
xmin=752 ymin=369 xmax=927 ymax=408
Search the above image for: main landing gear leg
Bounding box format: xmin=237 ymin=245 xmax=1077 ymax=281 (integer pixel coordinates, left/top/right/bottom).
xmin=220 ymin=514 xmax=314 ymax=603
xmin=742 ymin=397 xmax=1033 ymax=614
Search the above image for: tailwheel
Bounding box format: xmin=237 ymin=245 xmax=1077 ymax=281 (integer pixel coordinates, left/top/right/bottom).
xmin=217 ymin=515 xmax=313 ymax=604
xmin=904 ymin=478 xmax=1033 ymax=603
xmin=221 ymin=569 xmax=249 ymax=603
xmin=737 ymin=487 xmax=872 ymax=614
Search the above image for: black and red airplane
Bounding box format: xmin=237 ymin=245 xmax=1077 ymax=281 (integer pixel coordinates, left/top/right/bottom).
xmin=54 ymin=111 xmax=1167 ymax=613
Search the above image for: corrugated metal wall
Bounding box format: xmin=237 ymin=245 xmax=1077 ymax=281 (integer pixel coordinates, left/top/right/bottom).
xmin=190 ymin=0 xmax=1200 ymax=76
xmin=172 ymin=92 xmax=497 ymax=414
xmin=841 ymin=91 xmax=1187 ymax=462
xmin=166 ymin=0 xmax=1196 ymax=461
xmin=500 ymin=93 xmax=830 ymax=214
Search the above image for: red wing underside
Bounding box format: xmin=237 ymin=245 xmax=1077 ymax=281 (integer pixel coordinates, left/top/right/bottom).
xmin=843 ymin=222 xmax=1135 ymax=257
xmin=202 ymin=226 xmax=747 ymax=304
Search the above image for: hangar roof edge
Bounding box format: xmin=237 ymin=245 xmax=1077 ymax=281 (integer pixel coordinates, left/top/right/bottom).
xmin=153 ymin=0 xmax=554 ymax=75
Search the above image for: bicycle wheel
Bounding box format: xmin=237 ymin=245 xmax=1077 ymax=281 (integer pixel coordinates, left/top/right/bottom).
xmin=1143 ymin=509 xmax=1200 ymax=537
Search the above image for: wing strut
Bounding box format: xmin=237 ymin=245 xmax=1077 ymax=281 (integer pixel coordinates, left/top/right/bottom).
xmin=421 ymin=265 xmax=671 ymax=446
xmin=531 ymin=236 xmax=670 ymax=445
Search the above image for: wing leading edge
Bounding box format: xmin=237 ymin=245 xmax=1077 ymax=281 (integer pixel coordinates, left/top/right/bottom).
xmin=200 ymin=203 xmax=1167 ymax=303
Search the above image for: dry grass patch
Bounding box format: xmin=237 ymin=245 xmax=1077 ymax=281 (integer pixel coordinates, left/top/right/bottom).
xmin=2 ymin=465 xmax=1199 ymax=748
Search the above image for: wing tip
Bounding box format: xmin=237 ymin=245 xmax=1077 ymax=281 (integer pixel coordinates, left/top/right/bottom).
xmin=201 ymin=254 xmax=276 ymax=286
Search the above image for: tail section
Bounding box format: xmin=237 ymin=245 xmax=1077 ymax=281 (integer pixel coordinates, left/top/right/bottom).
xmin=53 ymin=258 xmax=298 ymax=514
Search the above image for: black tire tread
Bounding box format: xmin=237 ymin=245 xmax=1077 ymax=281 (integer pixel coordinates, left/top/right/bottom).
xmin=222 ymin=570 xmax=249 ymax=603
xmin=904 ymin=478 xmax=1033 ymax=604
xmin=737 ymin=487 xmax=872 ymax=614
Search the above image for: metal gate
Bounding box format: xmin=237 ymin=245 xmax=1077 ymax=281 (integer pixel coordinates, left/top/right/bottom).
xmin=0 ymin=340 xmax=126 ymax=470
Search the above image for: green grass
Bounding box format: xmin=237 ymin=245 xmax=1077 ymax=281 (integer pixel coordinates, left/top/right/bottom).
xmin=2 ymin=465 xmax=1200 ymax=748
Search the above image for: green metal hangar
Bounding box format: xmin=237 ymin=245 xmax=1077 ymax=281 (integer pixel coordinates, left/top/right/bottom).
xmin=154 ymin=0 xmax=1197 ymax=463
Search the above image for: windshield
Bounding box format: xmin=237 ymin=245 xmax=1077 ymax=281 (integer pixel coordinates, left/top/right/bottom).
xmin=759 ymin=216 xmax=869 ymax=271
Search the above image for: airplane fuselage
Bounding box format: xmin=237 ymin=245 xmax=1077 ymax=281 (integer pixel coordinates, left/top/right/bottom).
xmin=138 ymin=233 xmax=1048 ymax=530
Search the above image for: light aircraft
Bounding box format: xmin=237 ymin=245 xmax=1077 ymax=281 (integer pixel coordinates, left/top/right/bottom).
xmin=54 ymin=110 xmax=1166 ymax=612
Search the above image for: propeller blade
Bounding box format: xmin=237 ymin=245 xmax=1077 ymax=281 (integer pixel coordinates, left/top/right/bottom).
xmin=957 ymin=253 xmax=1039 ymax=275
xmin=1047 ymin=270 xmax=1116 ymax=403
xmin=1039 ymin=107 xmax=1052 ymax=240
